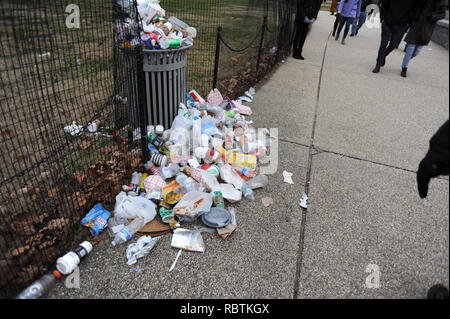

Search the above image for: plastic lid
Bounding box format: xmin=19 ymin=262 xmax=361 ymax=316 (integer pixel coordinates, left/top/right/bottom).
xmin=80 ymin=241 xmax=93 ymax=254
xmin=52 ymin=270 xmax=62 ymax=279
xmin=155 ymin=125 xmax=164 ymax=134
xmin=201 ymin=207 xmax=232 ymax=228
xmin=56 ymin=257 xmax=76 ymax=275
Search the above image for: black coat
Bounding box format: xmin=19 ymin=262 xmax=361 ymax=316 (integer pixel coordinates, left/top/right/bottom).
xmin=404 ymin=0 xmax=448 ymax=45
xmin=379 ymin=0 xmax=419 ymax=27
xmin=296 ymin=0 xmax=323 ymax=21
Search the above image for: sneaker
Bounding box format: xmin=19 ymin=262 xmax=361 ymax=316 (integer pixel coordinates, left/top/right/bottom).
xmin=401 ymin=67 xmax=407 ymax=77
xmin=350 ymin=34 xmax=355 ymax=37
xmin=341 ymin=38 xmax=346 ymax=45
xmin=372 ymin=65 xmax=381 ymax=73
xmin=335 ymin=34 xmax=339 ymax=41
xmin=293 ymin=53 xmax=305 ymax=60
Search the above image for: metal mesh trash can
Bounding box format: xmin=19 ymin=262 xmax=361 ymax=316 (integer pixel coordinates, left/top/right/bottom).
xmin=143 ymin=46 xmax=190 ymax=130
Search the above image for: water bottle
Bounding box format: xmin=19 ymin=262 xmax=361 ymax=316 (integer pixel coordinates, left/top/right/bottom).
xmin=148 ymin=132 xmax=163 ymax=148
xmin=241 ymin=182 xmax=255 ymax=201
xmin=128 ymin=172 xmax=142 ymax=196
xmin=16 ymin=271 xmax=61 ymax=299
xmin=111 ymin=218 xmax=145 ymax=246
xmin=246 ymin=174 xmax=269 ymax=190
xmin=56 ymin=241 xmax=93 ymax=275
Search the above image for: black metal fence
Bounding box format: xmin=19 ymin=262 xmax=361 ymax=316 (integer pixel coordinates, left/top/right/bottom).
xmin=0 ymin=0 xmax=296 ymax=298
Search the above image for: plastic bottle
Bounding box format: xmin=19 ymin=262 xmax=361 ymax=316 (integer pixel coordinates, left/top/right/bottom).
xmin=246 ymin=174 xmax=269 ymax=190
xmin=241 ymin=182 xmax=255 ymax=201
xmin=56 ymin=241 xmax=93 ymax=275
xmin=162 ymin=163 xmax=180 ymax=179
xmin=175 ymin=172 xmax=188 ymax=185
xmin=148 ymin=132 xmax=164 ymax=148
xmin=233 ymin=166 xmax=257 ymax=178
xmin=16 ymin=271 xmax=61 ymax=299
xmin=111 ymin=218 xmax=145 ymax=246
xmin=128 ymin=172 xmax=142 ymax=196
xmin=168 ymin=16 xmax=197 ymax=38
xmin=160 ymin=38 xmax=181 ymax=49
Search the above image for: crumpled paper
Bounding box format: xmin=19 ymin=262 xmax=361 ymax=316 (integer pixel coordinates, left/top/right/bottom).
xmin=126 ymin=236 xmax=159 ymax=265
xmin=299 ymin=193 xmax=308 ymax=209
xmin=283 ymin=171 xmax=294 ymax=184
xmin=64 ymin=121 xmax=83 ymax=136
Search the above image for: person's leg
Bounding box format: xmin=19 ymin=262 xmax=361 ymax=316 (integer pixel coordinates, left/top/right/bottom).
xmin=294 ymin=22 xmax=309 ymax=59
xmin=333 ymin=15 xmax=341 ymax=37
xmin=402 ymin=44 xmax=416 ymax=68
xmin=335 ymin=16 xmax=346 ymax=39
xmin=411 ymin=45 xmax=424 ymax=59
xmin=351 ymin=16 xmax=359 ymax=36
xmin=343 ymin=17 xmax=354 ymax=40
xmin=292 ymin=20 xmax=303 ymax=56
xmin=374 ymin=22 xmax=392 ymax=72
xmin=385 ymin=25 xmax=408 ymax=58
xmin=357 ymin=11 xmax=367 ymax=31
xmin=401 ymin=44 xmax=418 ymax=77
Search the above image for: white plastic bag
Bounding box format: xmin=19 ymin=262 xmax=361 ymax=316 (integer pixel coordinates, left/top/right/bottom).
xmin=126 ymin=236 xmax=159 ymax=265
xmin=115 ymin=194 xmax=157 ymax=224
xmin=173 ymin=191 xmax=213 ymax=218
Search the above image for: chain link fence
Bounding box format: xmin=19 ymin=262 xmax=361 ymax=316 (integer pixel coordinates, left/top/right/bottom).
xmin=0 ymin=0 xmax=296 ymax=298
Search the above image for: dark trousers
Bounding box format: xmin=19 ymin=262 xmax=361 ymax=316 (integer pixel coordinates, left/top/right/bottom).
xmin=376 ymin=21 xmax=408 ymax=66
xmin=335 ymin=16 xmax=355 ymax=39
xmin=332 ymin=14 xmax=340 ymax=35
xmin=293 ymin=21 xmax=310 ymax=55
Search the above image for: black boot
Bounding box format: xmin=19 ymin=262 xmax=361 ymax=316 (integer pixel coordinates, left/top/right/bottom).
xmin=372 ymin=65 xmax=381 ymax=73
xmin=427 ymin=285 xmax=449 ymax=299
xmin=401 ymin=67 xmax=407 ymax=77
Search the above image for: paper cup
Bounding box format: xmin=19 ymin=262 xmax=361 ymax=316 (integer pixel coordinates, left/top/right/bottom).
xmin=159 ymin=207 xmax=174 ymax=223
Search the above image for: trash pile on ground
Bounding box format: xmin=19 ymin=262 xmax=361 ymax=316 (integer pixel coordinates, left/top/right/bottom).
xmin=115 ymin=0 xmax=196 ymax=50
xmin=102 ymin=86 xmax=272 ymax=268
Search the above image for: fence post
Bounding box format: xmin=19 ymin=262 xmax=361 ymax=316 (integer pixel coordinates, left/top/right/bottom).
xmin=213 ymin=26 xmax=222 ymax=89
xmin=256 ymin=15 xmax=267 ymax=72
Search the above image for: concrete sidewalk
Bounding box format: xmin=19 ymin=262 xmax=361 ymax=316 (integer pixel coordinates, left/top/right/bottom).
xmin=47 ymin=12 xmax=449 ymax=299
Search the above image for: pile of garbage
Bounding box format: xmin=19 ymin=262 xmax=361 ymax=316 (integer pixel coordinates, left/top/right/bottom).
xmin=87 ymin=87 xmax=272 ymax=264
xmin=115 ymin=0 xmax=196 ymax=50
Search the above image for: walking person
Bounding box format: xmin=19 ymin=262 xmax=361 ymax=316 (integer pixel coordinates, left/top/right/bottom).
xmin=400 ymin=0 xmax=448 ymax=77
xmin=292 ymin=0 xmax=323 ymax=60
xmin=350 ymin=0 xmax=370 ymax=36
xmin=330 ymin=0 xmax=339 ymax=14
xmin=334 ymin=0 xmax=362 ymax=44
xmin=332 ymin=9 xmax=342 ymax=36
xmin=372 ymin=0 xmax=420 ymax=73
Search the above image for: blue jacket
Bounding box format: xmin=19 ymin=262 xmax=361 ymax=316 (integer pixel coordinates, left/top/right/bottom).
xmin=338 ymin=0 xmax=362 ymax=18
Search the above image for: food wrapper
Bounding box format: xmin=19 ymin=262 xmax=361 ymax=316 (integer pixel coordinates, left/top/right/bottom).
xmin=162 ymin=181 xmax=184 ymax=205
xmin=80 ymin=203 xmax=111 ymax=236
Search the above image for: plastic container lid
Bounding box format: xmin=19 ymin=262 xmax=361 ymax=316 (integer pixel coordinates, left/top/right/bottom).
xmin=155 ymin=125 xmax=164 ymax=135
xmin=80 ymin=241 xmax=93 ymax=254
xmin=56 ymin=253 xmax=79 ymax=275
xmin=201 ymin=207 xmax=232 ymax=228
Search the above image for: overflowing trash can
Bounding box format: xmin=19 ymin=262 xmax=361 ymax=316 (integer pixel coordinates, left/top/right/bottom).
xmin=142 ymin=46 xmax=189 ymax=130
